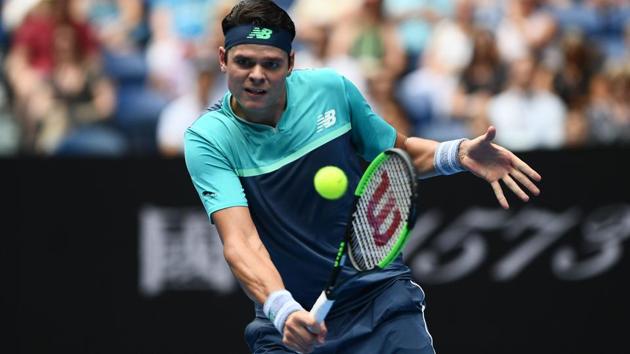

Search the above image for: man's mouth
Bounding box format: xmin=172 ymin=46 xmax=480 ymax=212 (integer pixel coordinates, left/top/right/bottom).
xmin=245 ymin=88 xmax=267 ymax=96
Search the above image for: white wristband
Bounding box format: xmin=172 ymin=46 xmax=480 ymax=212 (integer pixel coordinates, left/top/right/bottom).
xmin=434 ymin=138 xmax=467 ymax=175
xmin=263 ymin=290 xmax=304 ymax=334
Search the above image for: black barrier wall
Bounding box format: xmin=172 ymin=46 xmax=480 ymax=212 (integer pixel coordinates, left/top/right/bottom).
xmin=5 ymin=148 xmax=630 ymax=354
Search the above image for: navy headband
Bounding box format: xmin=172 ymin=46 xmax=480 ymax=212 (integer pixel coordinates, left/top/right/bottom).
xmin=224 ymin=25 xmax=293 ymax=54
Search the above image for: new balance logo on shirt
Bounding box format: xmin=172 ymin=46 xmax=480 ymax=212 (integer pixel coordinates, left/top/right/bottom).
xmin=316 ymin=109 xmax=336 ymax=132
xmin=247 ymin=27 xmax=273 ymax=40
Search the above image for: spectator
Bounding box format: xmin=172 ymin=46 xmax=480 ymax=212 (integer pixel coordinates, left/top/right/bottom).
xmin=27 ymin=24 xmax=125 ymax=155
xmin=0 ymin=55 xmax=20 ymax=155
xmin=423 ymin=0 xmax=476 ymax=77
xmin=366 ymin=70 xmax=411 ymax=135
xmin=454 ymin=28 xmax=508 ymax=136
xmin=147 ymin=0 xmax=220 ymax=58
xmin=0 ymin=2 xmax=8 ymax=52
xmin=5 ymin=0 xmax=99 ymax=79
xmin=473 ymin=0 xmax=505 ymax=31
xmin=384 ymin=0 xmax=454 ymax=72
xmin=552 ymin=0 xmax=630 ymax=61
xmin=459 ymin=28 xmax=507 ymax=95
xmin=156 ymin=60 xmax=225 ymax=157
xmin=199 ymin=0 xmax=238 ymax=58
xmin=4 ymin=0 xmax=103 ymax=153
xmin=553 ymin=29 xmax=602 ymax=107
xmin=327 ymin=0 xmax=407 ymax=81
xmin=495 ymin=0 xmax=557 ymax=63
xmin=488 ymin=55 xmax=567 ymax=151
xmin=397 ymin=62 xmax=470 ymax=141
xmin=289 ymin=0 xmax=360 ymax=33
xmin=81 ymin=0 xmax=149 ymax=52
xmin=585 ymin=65 xmax=630 ymax=145
xmin=564 ymin=103 xmax=589 ymax=148
xmin=0 ymin=2 xmax=20 ymax=155
xmin=145 ymin=5 xmax=195 ymax=99
xmin=91 ymin=2 xmax=165 ymax=156
xmin=397 ymin=0 xmax=479 ymax=141
xmin=293 ymin=22 xmax=368 ymax=96
xmin=3 ymin=1 xmax=52 ymax=134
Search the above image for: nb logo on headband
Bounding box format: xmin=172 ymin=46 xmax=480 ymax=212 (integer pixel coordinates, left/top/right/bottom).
xmin=247 ymin=27 xmax=273 ymax=40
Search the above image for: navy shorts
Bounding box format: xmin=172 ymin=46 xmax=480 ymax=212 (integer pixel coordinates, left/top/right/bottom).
xmin=244 ymin=279 xmax=436 ymax=354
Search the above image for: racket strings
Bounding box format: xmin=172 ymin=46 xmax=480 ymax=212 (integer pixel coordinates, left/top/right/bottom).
xmin=349 ymin=156 xmax=413 ymax=271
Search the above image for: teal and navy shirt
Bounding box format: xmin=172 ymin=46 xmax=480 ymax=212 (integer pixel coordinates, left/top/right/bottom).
xmin=185 ymin=68 xmax=411 ymax=313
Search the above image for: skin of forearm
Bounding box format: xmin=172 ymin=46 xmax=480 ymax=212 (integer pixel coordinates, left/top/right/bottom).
xmin=222 ymin=232 xmax=285 ymax=305
xmin=403 ymin=136 xmax=440 ymax=178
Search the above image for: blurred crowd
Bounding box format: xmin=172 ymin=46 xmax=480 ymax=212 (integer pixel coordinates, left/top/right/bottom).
xmin=0 ymin=0 xmax=628 ymax=157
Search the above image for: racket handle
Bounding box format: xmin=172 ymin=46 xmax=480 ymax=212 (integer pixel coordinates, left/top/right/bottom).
xmin=310 ymin=290 xmax=335 ymax=324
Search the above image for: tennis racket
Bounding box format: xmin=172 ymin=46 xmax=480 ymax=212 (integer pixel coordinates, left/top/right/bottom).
xmin=310 ymin=148 xmax=419 ymax=324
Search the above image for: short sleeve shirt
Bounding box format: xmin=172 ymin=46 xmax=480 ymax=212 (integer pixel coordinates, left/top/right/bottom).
xmin=185 ymin=68 xmax=410 ymax=309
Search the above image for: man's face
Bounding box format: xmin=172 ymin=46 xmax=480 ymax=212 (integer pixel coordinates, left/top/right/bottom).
xmin=219 ymin=44 xmax=294 ymax=125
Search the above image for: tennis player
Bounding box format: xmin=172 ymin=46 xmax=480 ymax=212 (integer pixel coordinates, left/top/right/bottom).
xmin=184 ymin=1 xmax=541 ymax=353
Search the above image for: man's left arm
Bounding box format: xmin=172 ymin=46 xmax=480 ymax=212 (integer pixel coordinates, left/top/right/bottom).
xmin=341 ymin=71 xmax=541 ymax=208
xmin=396 ymin=126 xmax=542 ymax=209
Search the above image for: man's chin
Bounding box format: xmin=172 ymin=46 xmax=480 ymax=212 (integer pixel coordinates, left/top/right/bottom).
xmin=241 ymin=102 xmax=267 ymax=112
xmin=233 ymin=100 xmax=269 ymax=118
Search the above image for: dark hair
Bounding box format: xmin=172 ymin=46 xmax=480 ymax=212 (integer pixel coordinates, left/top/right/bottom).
xmin=221 ymin=0 xmax=296 ymax=41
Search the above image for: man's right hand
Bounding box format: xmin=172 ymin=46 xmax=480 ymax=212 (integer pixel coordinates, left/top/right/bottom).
xmin=282 ymin=310 xmax=327 ymax=353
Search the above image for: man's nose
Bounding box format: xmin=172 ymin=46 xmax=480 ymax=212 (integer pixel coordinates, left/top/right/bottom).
xmin=249 ymin=65 xmax=265 ymax=84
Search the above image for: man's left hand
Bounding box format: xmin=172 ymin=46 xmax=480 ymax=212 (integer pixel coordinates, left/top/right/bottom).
xmin=459 ymin=126 xmax=542 ymax=209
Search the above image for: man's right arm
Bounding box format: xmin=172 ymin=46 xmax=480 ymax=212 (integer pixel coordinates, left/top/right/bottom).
xmin=213 ymin=206 xmax=284 ymax=303
xmin=213 ymin=206 xmax=327 ymax=353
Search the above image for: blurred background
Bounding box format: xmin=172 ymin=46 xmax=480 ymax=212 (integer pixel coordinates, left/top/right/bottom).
xmin=2 ymin=0 xmax=629 ymax=353
xmin=0 ymin=0 xmax=628 ymax=156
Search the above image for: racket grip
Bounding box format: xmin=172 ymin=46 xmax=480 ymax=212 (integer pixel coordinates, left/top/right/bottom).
xmin=310 ymin=290 xmax=335 ymax=324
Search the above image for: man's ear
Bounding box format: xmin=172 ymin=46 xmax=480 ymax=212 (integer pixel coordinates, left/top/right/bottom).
xmin=287 ymin=50 xmax=295 ymax=76
xmin=219 ymin=47 xmax=228 ymax=72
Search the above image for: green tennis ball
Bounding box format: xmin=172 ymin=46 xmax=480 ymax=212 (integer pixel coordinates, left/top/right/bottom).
xmin=314 ymin=166 xmax=348 ymax=200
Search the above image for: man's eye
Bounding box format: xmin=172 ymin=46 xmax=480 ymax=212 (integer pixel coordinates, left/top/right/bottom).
xmin=263 ymin=61 xmax=281 ymax=70
xmin=235 ymin=58 xmax=254 ymax=67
